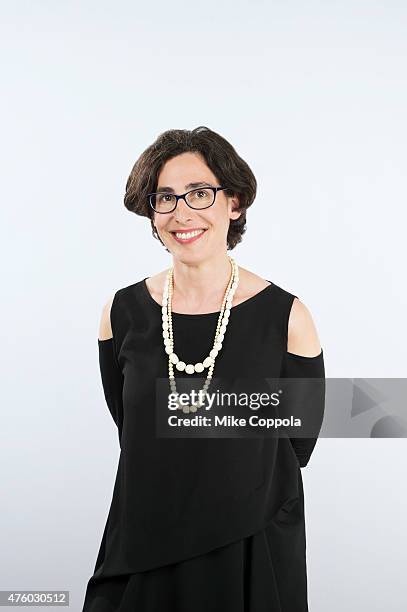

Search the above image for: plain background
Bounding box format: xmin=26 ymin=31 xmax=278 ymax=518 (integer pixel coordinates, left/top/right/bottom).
xmin=1 ymin=1 xmax=406 ymax=610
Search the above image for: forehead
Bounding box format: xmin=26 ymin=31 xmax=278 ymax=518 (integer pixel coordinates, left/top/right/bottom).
xmin=157 ymin=152 xmax=217 ymax=191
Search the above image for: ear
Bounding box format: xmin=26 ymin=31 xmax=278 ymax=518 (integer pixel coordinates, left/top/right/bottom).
xmin=229 ymin=194 xmax=241 ymax=221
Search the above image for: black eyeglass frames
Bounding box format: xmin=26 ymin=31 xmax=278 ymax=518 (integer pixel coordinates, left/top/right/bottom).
xmin=147 ymin=186 xmax=230 ymax=214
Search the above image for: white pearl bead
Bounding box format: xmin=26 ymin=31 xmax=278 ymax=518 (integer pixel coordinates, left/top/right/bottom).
xmin=162 ymin=313 xmax=168 ymax=322
xmin=214 ymin=342 xmax=222 ymax=351
xmin=161 ymin=306 xmax=167 ymax=314
xmin=165 ymin=346 xmax=173 ymax=355
xmin=164 ymin=337 xmax=172 ymax=346
xmin=203 ymin=356 xmax=213 ymax=368
xmin=163 ymin=329 xmax=169 ymax=339
xmin=194 ymin=363 xmax=204 ymax=373
xmin=162 ymin=321 xmax=169 ymax=330
xmin=217 ymin=333 xmax=224 ymax=343
xmin=220 ymin=324 xmax=227 ymax=334
xmin=185 ymin=364 xmax=195 ymax=374
xmin=209 ymin=348 xmax=218 ymax=359
xmin=169 ymin=353 xmax=179 ymax=364
xmin=176 ymin=361 xmax=186 ymax=371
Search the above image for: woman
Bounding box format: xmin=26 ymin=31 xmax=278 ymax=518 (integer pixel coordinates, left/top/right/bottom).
xmin=82 ymin=126 xmax=325 ymax=611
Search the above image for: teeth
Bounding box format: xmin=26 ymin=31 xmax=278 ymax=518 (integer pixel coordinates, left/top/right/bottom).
xmin=175 ymin=229 xmax=205 ymax=240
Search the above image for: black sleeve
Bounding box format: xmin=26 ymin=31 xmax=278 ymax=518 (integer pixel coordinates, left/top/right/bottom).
xmin=280 ymin=349 xmax=326 ymax=467
xmin=98 ymin=338 xmax=124 ymax=447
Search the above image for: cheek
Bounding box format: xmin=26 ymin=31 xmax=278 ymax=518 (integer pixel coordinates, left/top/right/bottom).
xmin=206 ymin=209 xmax=229 ymax=229
xmin=154 ymin=217 xmax=167 ymax=232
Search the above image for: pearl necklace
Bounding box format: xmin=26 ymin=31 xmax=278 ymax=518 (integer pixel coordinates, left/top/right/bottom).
xmin=162 ymin=257 xmax=239 ymax=413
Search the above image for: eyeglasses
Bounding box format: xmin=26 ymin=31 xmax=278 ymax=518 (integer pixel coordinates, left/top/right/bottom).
xmin=147 ymin=186 xmax=229 ymax=214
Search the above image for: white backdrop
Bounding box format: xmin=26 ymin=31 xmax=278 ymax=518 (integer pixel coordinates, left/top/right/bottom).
xmin=1 ymin=1 xmax=406 ymax=610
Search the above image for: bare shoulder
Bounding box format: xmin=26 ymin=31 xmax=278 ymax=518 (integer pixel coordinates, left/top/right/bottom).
xmin=98 ymin=294 xmax=115 ymax=340
xmin=287 ymin=297 xmax=322 ymax=357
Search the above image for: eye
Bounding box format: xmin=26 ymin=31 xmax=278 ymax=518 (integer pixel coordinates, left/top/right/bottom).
xmin=157 ymin=194 xmax=173 ymax=203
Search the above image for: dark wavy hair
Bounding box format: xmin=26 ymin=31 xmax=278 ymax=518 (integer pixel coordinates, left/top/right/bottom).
xmin=124 ymin=126 xmax=257 ymax=251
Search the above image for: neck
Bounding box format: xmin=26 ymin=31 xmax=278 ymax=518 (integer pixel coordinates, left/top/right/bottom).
xmin=171 ymin=254 xmax=234 ymax=304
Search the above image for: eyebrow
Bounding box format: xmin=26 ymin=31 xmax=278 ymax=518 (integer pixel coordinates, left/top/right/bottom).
xmin=156 ymin=181 xmax=214 ymax=193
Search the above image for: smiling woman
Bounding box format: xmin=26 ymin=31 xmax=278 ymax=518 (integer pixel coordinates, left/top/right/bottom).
xmin=124 ymin=126 xmax=256 ymax=253
xmin=82 ymin=126 xmax=326 ymax=612
xmin=148 ymin=157 xmax=242 ymax=263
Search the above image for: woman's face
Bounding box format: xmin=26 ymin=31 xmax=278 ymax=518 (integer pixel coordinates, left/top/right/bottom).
xmin=152 ymin=152 xmax=240 ymax=262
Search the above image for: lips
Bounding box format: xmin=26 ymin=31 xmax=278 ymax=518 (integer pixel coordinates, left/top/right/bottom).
xmin=170 ymin=228 xmax=208 ymax=244
xmin=170 ymin=228 xmax=207 ymax=234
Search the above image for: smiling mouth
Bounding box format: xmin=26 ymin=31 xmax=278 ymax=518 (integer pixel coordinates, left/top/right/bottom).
xmin=170 ymin=228 xmax=208 ymax=243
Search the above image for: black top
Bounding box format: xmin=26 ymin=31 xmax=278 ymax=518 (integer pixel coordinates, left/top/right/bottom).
xmin=91 ymin=278 xmax=325 ymax=580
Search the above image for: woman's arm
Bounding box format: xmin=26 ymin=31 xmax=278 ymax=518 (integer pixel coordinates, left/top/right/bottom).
xmin=98 ymin=294 xmax=115 ymax=340
xmin=282 ymin=298 xmax=325 ymax=467
xmin=97 ymin=295 xmax=124 ymax=446
xmin=287 ymin=298 xmax=322 ymax=358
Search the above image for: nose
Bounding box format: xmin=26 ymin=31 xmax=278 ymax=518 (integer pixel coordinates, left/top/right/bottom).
xmin=173 ymin=196 xmax=193 ymax=223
